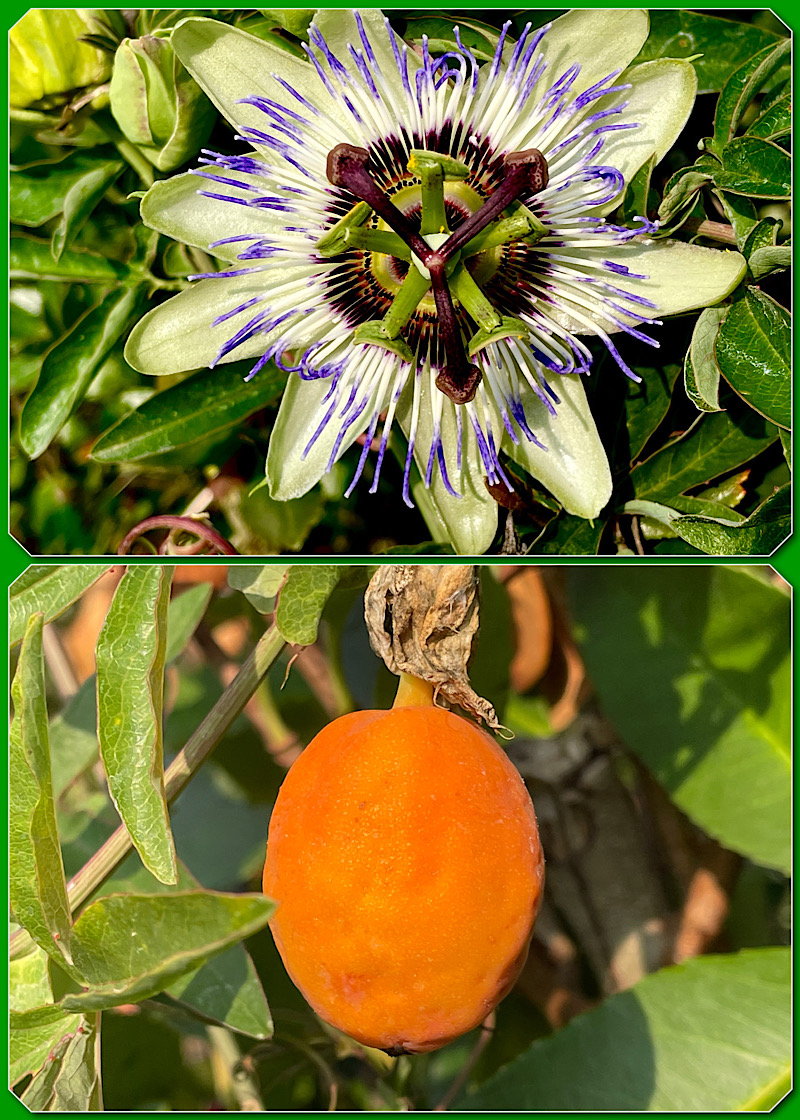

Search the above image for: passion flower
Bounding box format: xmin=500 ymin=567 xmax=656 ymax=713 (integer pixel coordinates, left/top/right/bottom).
xmin=127 ymin=9 xmax=746 ymax=553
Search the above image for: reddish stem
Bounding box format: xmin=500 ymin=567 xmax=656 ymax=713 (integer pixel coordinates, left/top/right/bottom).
xmin=117 ymin=516 xmax=238 ymax=556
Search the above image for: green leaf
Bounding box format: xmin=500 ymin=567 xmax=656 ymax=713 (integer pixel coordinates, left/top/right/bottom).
xmin=626 ymin=364 xmax=682 ymax=461
xmin=11 ymin=153 xmax=123 ymax=229
xmin=58 ymin=890 xmax=276 ymax=1011
xmin=741 ymin=216 xmax=783 ymax=260
xmin=10 ymin=565 xmax=113 ymax=647
xmin=534 ymin=512 xmax=605 ymax=556
xmin=714 ymin=289 xmax=790 ymax=430
xmin=165 ymin=582 xmax=214 ymax=663
xmin=228 ymin=564 xmax=289 ymax=614
xmin=569 ymin=566 xmax=790 ymax=871
xmin=10 ymin=938 xmax=54 ymax=1013
xmin=711 ymin=39 xmax=790 ymax=153
xmin=740 ymin=218 xmax=790 ymax=279
xmin=630 ymin=409 xmax=777 ymax=501
xmin=258 ymin=9 xmax=316 ymax=36
xmin=167 ymin=944 xmax=273 ymax=1040
xmin=684 ymin=306 xmax=727 ymax=413
xmin=634 ymin=10 xmax=784 ymax=94
xmin=96 ymin=856 xmax=273 ymax=1040
xmin=747 ymin=91 xmax=791 ymax=141
xmin=230 ymin=477 xmax=327 ymax=554
xmin=748 ymin=245 xmax=791 ymax=281
xmin=504 ymin=694 xmax=554 ymax=738
xmin=670 ymin=494 xmax=744 ymax=522
xmin=10 ymin=614 xmax=73 ymax=963
xmin=20 ymin=286 xmax=145 ymax=459
xmin=49 ymin=679 xmax=99 ymax=801
xmin=461 ymin=949 xmax=790 ymax=1110
xmin=9 ymin=1005 xmax=82 ymax=1088
xmin=714 ymin=190 xmax=758 ymax=248
xmin=779 ymin=428 xmax=790 ymax=465
xmin=91 ymin=361 xmax=287 ymax=462
xmin=51 ymin=158 xmax=125 ymax=260
xmin=631 ymin=496 xmax=746 ymax=543
xmin=275 ymin=565 xmax=341 ymax=646
xmin=96 ymin=566 xmax=177 ymax=885
xmin=49 ymin=583 xmax=214 ymax=800
xmin=675 ymin=484 xmax=790 ymax=556
xmin=713 ymin=137 xmax=791 ymax=200
xmin=20 ymin=1012 xmax=101 ymax=1111
xmin=11 ymin=236 xmax=131 ymax=283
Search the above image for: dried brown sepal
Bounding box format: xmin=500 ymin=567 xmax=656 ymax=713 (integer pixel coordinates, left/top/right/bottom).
xmin=364 ymin=565 xmax=500 ymax=729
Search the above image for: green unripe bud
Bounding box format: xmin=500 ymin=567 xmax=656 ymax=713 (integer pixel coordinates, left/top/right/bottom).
xmin=109 ymin=34 xmax=216 ymax=172
xmin=10 ymin=9 xmax=112 ymax=109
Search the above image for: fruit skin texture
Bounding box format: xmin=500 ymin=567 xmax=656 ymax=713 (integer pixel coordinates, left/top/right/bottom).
xmin=263 ymin=703 xmax=544 ymax=1055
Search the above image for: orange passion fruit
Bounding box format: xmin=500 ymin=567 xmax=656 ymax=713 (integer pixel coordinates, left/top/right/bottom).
xmin=263 ymin=673 xmax=544 ymax=1055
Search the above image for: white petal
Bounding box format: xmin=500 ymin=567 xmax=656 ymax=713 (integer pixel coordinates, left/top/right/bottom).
xmin=311 ymin=8 xmax=420 ymax=92
xmin=267 ymin=355 xmax=395 ymax=501
xmin=172 ymin=16 xmax=351 ymax=136
xmin=603 ymin=239 xmax=747 ymax=316
xmin=399 ymin=392 xmax=499 ymax=556
xmin=538 ymin=9 xmax=650 ymax=96
xmin=140 ymin=173 xmax=297 ymax=263
xmin=125 ymin=269 xmax=313 ymax=375
xmin=267 ymin=374 xmax=343 ymax=499
xmin=597 ymin=60 xmax=698 ymax=192
xmin=505 ymin=375 xmax=612 ymax=519
xmin=544 ymin=240 xmax=747 ymax=337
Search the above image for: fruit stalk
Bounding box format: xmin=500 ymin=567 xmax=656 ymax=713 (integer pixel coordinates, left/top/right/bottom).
xmin=364 ymin=564 xmax=499 ymax=727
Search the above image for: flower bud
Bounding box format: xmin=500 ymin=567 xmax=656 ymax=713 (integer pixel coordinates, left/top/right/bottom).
xmin=10 ymin=9 xmax=112 ymax=109
xmin=109 ymin=34 xmax=216 ymax=172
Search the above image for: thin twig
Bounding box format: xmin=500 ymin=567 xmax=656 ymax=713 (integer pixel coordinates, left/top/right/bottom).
xmin=630 ymin=515 xmax=646 ymax=556
xmin=433 ymin=1011 xmax=496 ymax=1111
xmin=207 ymin=1025 xmax=265 ymax=1111
xmin=42 ymin=624 xmax=79 ymax=701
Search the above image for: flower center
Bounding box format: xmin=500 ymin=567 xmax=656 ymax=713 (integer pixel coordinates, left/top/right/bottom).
xmin=319 ymin=144 xmax=549 ymax=405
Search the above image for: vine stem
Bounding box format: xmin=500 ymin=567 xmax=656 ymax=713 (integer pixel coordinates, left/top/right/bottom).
xmin=681 ymin=218 xmax=738 ymax=245
xmin=10 ymin=625 xmax=287 ymax=960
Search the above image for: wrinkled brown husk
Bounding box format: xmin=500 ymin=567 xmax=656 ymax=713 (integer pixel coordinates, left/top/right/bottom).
xmin=364 ymin=565 xmax=500 ymax=729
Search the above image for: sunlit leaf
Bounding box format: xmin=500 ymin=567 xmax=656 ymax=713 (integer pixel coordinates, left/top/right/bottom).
xmin=10 ymin=566 xmax=112 ymax=648
xmin=570 ymin=566 xmax=790 ymax=870
xmin=58 ymin=890 xmax=276 ymax=1011
xmin=462 ymin=949 xmax=790 ymax=1110
xmin=275 ymin=565 xmax=341 ymax=646
xmin=96 ymin=566 xmax=177 ymax=885
xmin=10 ymin=614 xmax=73 ymax=963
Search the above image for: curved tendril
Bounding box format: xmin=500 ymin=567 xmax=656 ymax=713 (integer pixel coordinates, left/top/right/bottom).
xmin=117 ymin=516 xmax=239 ymax=556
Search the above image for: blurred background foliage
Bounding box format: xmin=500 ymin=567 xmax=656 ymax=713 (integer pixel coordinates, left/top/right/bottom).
xmin=9 ymin=8 xmax=791 ymax=556
xmin=9 ymin=563 xmax=790 ymax=1110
